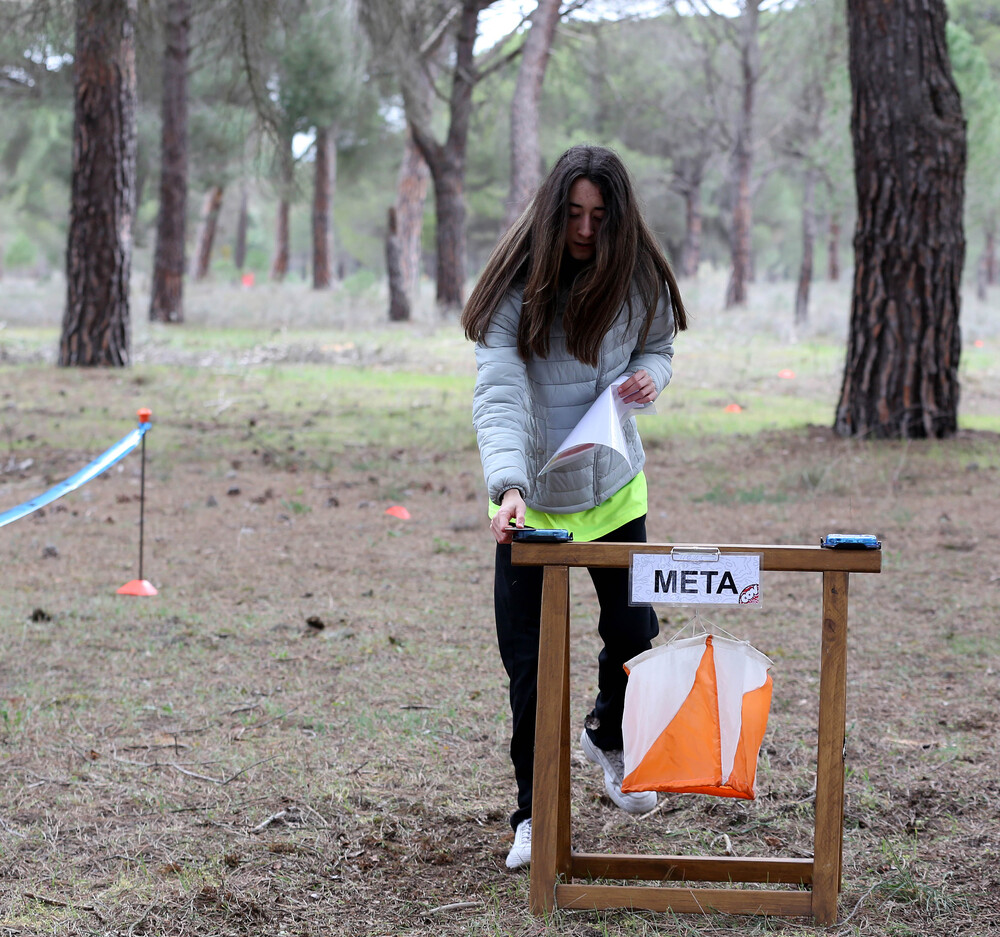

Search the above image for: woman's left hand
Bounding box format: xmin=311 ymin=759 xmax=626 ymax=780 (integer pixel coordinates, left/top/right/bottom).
xmin=618 ymin=369 xmax=658 ymax=405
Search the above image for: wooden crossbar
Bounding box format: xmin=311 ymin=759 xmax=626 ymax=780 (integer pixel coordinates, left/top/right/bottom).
xmin=512 ymin=540 xmax=882 ymax=573
xmin=570 ymin=853 xmax=813 ymax=884
xmin=556 ymin=884 xmax=816 ymax=916
xmin=512 ymin=540 xmax=881 ymax=925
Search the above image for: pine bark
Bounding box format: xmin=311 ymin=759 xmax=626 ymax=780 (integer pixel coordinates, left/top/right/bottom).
xmin=386 ymin=207 xmax=410 ymax=322
xmin=149 ymin=0 xmax=190 ymax=324
xmin=422 ymin=158 xmax=465 ymax=309
xmin=271 ymin=139 xmax=294 ymax=282
xmin=503 ymin=0 xmax=561 ymax=230
xmin=794 ymin=169 xmax=816 ymax=326
xmin=395 ymin=124 xmax=430 ymax=303
xmin=234 ymin=185 xmax=249 ymax=270
xmin=835 ymin=0 xmax=966 ymax=439
xmin=724 ymin=1 xmax=760 ymax=308
xmin=271 ymin=198 xmax=290 ymax=281
xmin=985 ymin=226 xmax=996 ymax=285
xmin=312 ymin=126 xmax=336 ymax=289
xmin=191 ymin=185 xmax=224 ymax=280
xmin=827 ymin=211 xmax=840 ymax=281
xmin=680 ymin=184 xmax=703 ymax=278
xmin=60 ymin=0 xmax=137 ymax=367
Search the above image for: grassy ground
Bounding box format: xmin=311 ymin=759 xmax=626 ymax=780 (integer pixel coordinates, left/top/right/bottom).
xmin=1 ymin=273 xmax=999 ymax=936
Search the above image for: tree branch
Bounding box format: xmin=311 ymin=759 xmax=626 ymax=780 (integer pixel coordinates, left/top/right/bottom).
xmin=419 ymin=3 xmax=461 ymax=57
xmin=475 ymin=43 xmax=522 ymax=82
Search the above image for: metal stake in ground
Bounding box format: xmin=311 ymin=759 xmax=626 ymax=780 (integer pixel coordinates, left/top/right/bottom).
xmin=117 ymin=408 xmax=158 ymax=597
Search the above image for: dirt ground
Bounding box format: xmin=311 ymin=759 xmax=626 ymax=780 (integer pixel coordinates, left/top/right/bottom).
xmin=1 ymin=363 xmax=999 ymax=936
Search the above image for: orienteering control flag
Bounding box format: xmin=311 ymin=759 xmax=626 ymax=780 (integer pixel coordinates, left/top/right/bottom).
xmin=621 ymin=632 xmax=773 ymax=800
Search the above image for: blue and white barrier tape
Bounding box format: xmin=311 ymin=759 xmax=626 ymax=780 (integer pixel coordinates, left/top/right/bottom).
xmin=0 ymin=421 xmax=151 ymax=529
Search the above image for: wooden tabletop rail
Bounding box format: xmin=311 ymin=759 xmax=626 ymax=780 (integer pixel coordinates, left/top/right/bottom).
xmin=511 ymin=540 xmax=881 ymax=925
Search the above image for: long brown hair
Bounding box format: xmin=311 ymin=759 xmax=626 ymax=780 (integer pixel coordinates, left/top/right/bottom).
xmin=461 ymin=145 xmax=687 ymax=365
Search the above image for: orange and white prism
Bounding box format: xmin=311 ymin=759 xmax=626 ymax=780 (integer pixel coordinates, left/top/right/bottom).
xmin=621 ymin=626 xmax=773 ymax=800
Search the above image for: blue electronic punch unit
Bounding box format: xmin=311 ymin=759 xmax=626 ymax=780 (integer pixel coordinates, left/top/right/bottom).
xmin=820 ymin=533 xmax=881 ymax=550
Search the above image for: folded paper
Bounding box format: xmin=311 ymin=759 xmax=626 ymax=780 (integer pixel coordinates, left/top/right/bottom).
xmin=537 ymin=377 xmax=653 ymax=476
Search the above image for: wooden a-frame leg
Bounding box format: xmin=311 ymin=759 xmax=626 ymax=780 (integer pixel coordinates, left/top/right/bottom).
xmin=813 ymin=570 xmax=850 ymax=924
xmin=530 ymin=565 xmax=572 ymax=916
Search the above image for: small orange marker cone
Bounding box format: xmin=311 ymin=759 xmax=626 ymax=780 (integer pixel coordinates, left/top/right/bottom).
xmin=385 ymin=505 xmax=411 ymax=520
xmin=777 ymin=369 xmax=796 ymax=380
xmin=724 ymin=403 xmax=743 ymax=413
xmin=118 ymin=579 xmax=158 ymax=596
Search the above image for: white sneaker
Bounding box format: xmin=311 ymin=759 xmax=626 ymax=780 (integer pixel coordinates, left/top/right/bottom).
xmin=580 ymin=729 xmax=657 ymax=814
xmin=505 ymin=818 xmax=531 ymax=870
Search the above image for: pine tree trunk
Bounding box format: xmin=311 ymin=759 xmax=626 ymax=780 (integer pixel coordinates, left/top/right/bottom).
xmin=271 ymin=139 xmax=294 ymax=282
xmin=725 ymin=146 xmax=752 ymax=306
xmin=827 ymin=211 xmax=840 ymax=281
xmin=724 ymin=1 xmax=760 ymax=309
xmin=191 ymin=185 xmax=223 ymax=280
xmin=386 ymin=207 xmax=410 ymax=322
xmin=396 ymin=126 xmax=429 ymax=303
xmin=60 ymin=0 xmax=137 ymax=367
xmin=835 ymin=0 xmax=966 ymax=439
xmin=681 ymin=185 xmax=702 ymax=278
xmin=234 ymin=185 xmax=248 ymax=270
xmin=149 ymin=0 xmax=190 ymax=324
xmin=503 ymin=0 xmax=561 ymax=230
xmin=271 ymin=198 xmax=289 ymax=281
xmin=409 ymin=0 xmax=481 ymax=312
xmin=985 ymin=224 xmax=996 ymax=285
xmin=794 ymin=169 xmax=816 ymax=326
xmin=426 ymin=154 xmax=465 ymax=311
xmin=312 ymin=126 xmax=336 ymax=289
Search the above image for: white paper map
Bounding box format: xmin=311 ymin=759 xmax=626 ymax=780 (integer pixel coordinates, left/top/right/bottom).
xmin=537 ymin=377 xmax=653 ymax=476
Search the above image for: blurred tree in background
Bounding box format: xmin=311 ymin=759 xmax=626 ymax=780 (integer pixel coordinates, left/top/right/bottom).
xmin=149 ymin=0 xmax=191 ymax=323
xmin=0 ymin=3 xmax=75 ymax=279
xmin=0 ymin=0 xmax=996 ymax=390
xmin=503 ymin=0 xmax=561 ymax=229
xmin=362 ymin=0 xmax=517 ymax=312
xmin=947 ymin=16 xmax=1000 ymax=296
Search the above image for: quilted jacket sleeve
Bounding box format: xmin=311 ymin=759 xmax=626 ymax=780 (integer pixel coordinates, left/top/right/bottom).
xmin=625 ymin=290 xmax=675 ymax=394
xmin=472 ymin=291 xmax=532 ymax=505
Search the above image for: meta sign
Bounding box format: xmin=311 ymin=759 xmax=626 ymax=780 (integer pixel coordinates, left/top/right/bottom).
xmin=630 ymin=551 xmax=762 ymax=607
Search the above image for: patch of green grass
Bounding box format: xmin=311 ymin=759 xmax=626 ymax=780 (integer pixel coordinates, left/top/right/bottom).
xmin=875 ymin=839 xmax=959 ymax=917
xmin=957 ymin=412 xmax=1000 ymax=432
xmin=432 ymin=536 xmax=464 ymax=554
xmin=0 ymin=363 xmax=479 ymax=478
xmin=0 ymin=700 xmax=29 ymax=738
xmin=648 ymin=388 xmax=834 ymax=439
xmin=280 ymin=498 xmax=311 ymax=515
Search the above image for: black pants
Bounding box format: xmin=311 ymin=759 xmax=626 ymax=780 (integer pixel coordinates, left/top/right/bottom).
xmin=494 ymin=514 xmax=658 ymax=831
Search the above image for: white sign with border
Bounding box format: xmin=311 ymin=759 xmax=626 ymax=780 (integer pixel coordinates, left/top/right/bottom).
xmin=630 ymin=551 xmax=762 ymax=607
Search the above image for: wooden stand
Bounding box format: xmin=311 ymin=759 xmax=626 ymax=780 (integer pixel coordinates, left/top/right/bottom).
xmin=511 ymin=541 xmax=881 ymax=924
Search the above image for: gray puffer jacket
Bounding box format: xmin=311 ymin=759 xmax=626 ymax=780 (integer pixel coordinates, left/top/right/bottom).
xmin=473 ymin=285 xmax=675 ymax=513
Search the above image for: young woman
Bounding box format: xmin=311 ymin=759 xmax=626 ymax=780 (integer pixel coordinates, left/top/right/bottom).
xmin=461 ymin=145 xmax=688 ymax=871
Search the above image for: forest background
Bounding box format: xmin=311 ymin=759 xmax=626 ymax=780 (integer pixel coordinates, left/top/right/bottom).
xmin=0 ymin=0 xmax=997 ymax=321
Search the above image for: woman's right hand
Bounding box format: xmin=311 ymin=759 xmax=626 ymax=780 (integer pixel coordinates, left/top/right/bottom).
xmin=491 ymin=488 xmax=527 ymax=544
